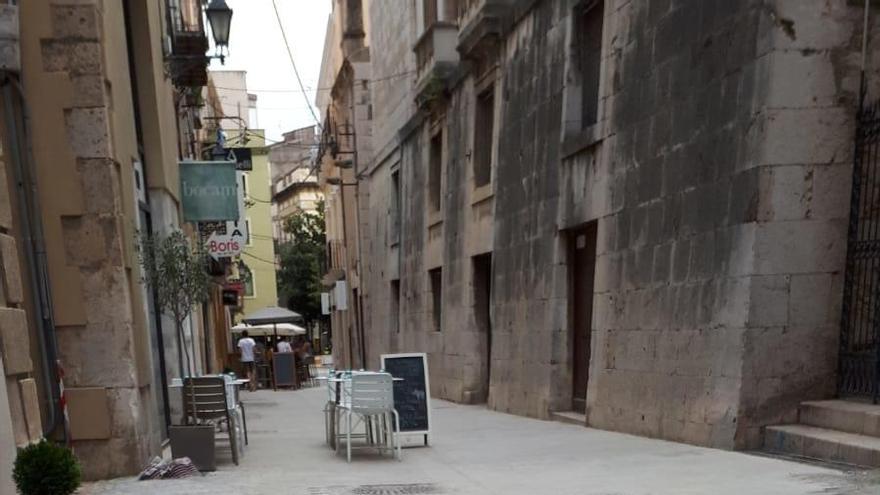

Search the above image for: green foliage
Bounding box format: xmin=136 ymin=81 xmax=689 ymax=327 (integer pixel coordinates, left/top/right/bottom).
xmin=13 ymin=440 xmax=81 ymax=495
xmin=138 ymin=230 xmax=211 ymax=325
xmin=137 ymin=230 xmax=211 ymax=376
xmin=277 ymin=202 xmax=326 ymax=324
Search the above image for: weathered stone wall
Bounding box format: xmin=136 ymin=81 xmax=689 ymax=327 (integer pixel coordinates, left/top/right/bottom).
xmin=354 ymin=0 xmax=879 ymax=450
xmin=20 ymin=0 xmax=160 ymax=478
xmin=0 ymin=95 xmax=43 ymax=493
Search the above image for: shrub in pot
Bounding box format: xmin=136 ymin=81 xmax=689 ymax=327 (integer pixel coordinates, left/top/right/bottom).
xmin=13 ymin=440 xmax=81 ymax=495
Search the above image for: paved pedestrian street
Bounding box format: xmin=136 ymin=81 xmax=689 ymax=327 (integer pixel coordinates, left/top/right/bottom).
xmin=82 ymin=388 xmax=880 ymax=495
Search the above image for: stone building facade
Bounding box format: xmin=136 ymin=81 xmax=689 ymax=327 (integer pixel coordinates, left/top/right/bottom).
xmin=270 ymin=125 xmax=322 ymax=243
xmin=0 ymin=0 xmax=225 ymax=481
xmin=320 ymin=0 xmax=880 ymax=451
xmin=317 ymin=0 xmax=375 ymax=369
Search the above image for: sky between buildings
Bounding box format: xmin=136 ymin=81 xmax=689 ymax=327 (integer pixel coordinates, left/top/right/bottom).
xmin=209 ymin=0 xmax=331 ymax=143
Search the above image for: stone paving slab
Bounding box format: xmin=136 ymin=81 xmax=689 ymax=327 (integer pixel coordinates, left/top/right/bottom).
xmin=82 ymin=388 xmax=880 ymax=495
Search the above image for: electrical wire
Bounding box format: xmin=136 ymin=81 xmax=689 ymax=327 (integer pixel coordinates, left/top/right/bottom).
xmin=210 ymin=69 xmax=417 ymax=95
xmin=242 ymin=251 xmax=279 ymax=266
xmin=271 ymin=0 xmax=322 ymax=128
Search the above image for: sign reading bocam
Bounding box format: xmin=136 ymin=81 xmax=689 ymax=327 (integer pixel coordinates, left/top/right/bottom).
xmin=180 ymin=160 xmax=239 ymax=222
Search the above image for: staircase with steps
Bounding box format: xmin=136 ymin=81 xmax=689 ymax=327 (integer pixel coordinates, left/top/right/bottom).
xmin=764 ymin=400 xmax=880 ymax=467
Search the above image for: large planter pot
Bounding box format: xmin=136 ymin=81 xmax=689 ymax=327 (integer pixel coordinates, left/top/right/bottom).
xmin=169 ymin=425 xmax=216 ymax=472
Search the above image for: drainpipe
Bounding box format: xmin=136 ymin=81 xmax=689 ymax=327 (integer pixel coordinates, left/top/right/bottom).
xmin=1 ymin=75 xmax=62 ymax=437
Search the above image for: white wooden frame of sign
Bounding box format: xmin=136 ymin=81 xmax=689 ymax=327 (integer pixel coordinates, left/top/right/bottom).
xmin=380 ymin=352 xmax=432 ymax=446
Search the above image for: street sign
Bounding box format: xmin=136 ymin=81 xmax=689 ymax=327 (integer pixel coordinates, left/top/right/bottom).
xmin=205 ymin=227 xmax=246 ymax=260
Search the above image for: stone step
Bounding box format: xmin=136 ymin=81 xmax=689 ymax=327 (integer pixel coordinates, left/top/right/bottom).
xmin=764 ymin=424 xmax=880 ymax=468
xmin=799 ymin=400 xmax=880 ymax=437
xmin=551 ymin=410 xmax=586 ymax=426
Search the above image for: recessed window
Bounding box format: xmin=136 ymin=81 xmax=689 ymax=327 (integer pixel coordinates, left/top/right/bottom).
xmin=391 ymin=280 xmax=401 ymax=334
xmin=429 ymin=268 xmax=442 ymax=332
xmin=577 ymin=0 xmax=604 ymax=129
xmin=242 ymin=264 xmax=255 ymax=298
xmin=390 ymin=170 xmax=401 ymax=244
xmin=429 ymin=132 xmax=443 ymax=213
xmin=473 ymin=87 xmax=495 ymax=188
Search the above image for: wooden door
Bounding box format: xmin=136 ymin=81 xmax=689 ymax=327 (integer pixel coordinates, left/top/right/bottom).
xmin=569 ymin=223 xmax=596 ymax=413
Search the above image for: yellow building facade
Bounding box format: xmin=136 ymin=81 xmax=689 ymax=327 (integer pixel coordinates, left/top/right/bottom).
xmin=239 ymin=134 xmax=279 ymax=316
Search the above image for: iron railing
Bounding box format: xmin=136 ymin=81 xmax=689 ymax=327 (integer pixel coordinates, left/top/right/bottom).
xmin=839 ymin=97 xmax=880 ymax=403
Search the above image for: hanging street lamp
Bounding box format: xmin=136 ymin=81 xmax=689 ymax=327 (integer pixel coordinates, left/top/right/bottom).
xmin=205 ymin=0 xmax=233 ymax=64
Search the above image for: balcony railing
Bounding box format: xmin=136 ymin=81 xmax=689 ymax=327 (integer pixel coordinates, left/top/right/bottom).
xmin=456 ymin=0 xmax=514 ymax=59
xmin=413 ymin=22 xmax=460 ymax=106
xmin=165 ymin=0 xmax=209 ymax=87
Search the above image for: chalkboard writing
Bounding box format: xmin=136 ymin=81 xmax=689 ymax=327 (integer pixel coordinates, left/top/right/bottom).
xmin=381 ymin=354 xmax=430 ymax=434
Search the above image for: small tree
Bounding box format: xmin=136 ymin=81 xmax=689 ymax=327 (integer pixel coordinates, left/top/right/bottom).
xmin=138 ymin=230 xmax=210 ymax=378
xmin=277 ymin=202 xmax=326 ymax=327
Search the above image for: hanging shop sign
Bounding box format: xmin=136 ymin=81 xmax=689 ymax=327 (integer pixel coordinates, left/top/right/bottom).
xmin=226 ymin=148 xmax=253 ymax=171
xmin=205 ymin=226 xmax=246 ymax=261
xmin=180 ymin=160 xmax=239 ymax=222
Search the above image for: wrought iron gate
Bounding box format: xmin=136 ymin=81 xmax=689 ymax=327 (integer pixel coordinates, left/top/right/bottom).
xmin=840 ymin=98 xmax=880 ymax=403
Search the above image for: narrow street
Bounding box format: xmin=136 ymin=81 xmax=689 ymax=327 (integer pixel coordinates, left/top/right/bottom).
xmin=83 ymin=388 xmax=878 ymax=495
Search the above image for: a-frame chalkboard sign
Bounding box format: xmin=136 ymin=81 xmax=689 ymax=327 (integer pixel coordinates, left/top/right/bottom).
xmin=380 ymin=352 xmax=431 ymax=446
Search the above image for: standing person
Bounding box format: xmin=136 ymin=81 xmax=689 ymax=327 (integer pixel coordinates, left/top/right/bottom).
xmin=237 ymin=330 xmax=257 ymax=392
xmin=277 ymin=336 xmax=293 ymax=353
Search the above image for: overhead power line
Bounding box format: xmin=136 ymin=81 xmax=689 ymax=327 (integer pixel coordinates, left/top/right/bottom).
xmin=271 ymin=0 xmax=321 ymax=128
xmin=210 ymin=69 xmax=417 ymax=95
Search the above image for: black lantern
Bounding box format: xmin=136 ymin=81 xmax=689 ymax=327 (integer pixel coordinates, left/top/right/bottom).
xmin=206 ymin=0 xmax=233 ymax=61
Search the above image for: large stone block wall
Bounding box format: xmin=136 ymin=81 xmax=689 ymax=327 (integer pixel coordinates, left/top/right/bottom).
xmin=0 ymin=104 xmax=42 ymax=494
xmin=20 ymin=0 xmax=160 ymax=478
xmin=355 ymin=0 xmax=878 ymax=450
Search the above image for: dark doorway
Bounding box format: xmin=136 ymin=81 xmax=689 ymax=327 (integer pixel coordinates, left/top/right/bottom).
xmin=568 ymin=223 xmax=597 ymax=413
xmin=473 ymin=253 xmax=492 ymax=403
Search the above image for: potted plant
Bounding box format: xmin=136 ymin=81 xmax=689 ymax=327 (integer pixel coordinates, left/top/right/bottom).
xmin=138 ymin=231 xmax=216 ymax=470
xmin=13 ymin=440 xmax=81 ymax=495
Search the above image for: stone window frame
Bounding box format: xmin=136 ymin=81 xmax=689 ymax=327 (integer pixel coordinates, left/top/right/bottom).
xmin=428 ymin=267 xmax=443 ymax=332
xmin=560 ymin=0 xmax=609 ymax=159
xmin=471 ymin=67 xmax=498 ymax=204
xmin=427 ymin=117 xmax=446 ymax=227
xmin=389 ymin=164 xmax=402 ymax=247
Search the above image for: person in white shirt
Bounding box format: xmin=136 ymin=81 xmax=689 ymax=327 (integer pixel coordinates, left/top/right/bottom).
xmin=276 ymin=337 xmax=293 ymax=353
xmin=237 ymin=330 xmax=257 ymax=391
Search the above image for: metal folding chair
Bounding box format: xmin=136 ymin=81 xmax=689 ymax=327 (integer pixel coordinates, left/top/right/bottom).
xmin=182 ymin=376 xmax=246 ymax=465
xmin=334 ymin=372 xmax=401 ymax=462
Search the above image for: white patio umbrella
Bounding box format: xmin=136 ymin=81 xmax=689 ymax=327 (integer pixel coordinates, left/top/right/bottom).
xmin=231 ymin=322 xmax=306 ymax=337
xmin=241 ymin=307 xmax=305 ymax=340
